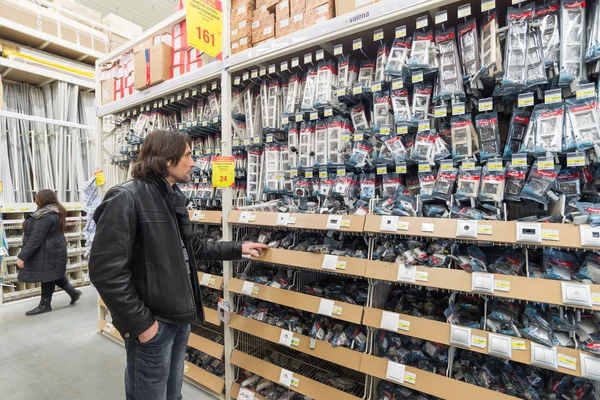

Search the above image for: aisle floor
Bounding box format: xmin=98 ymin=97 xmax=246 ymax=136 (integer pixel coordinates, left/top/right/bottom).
xmin=0 ymin=286 xmax=216 ymax=400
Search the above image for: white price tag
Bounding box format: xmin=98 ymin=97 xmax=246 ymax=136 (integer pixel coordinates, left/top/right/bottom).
xmin=398 ymin=319 xmax=410 ymax=331
xmin=334 ymin=44 xmax=343 ymax=56
xmin=452 ymin=102 xmax=466 ymax=115
xmin=545 ymin=89 xmax=562 ymax=104
xmin=279 ymin=329 xmax=294 ymax=347
xmin=592 ymin=293 xmax=600 ymax=305
xmin=412 ymin=71 xmax=424 ymax=83
xmin=104 ymin=322 xmax=114 ymax=334
xmin=332 ymin=305 xmax=343 ymax=316
xmin=326 ymin=215 xmax=342 ymax=230
xmin=421 ymin=223 xmax=434 ymax=232
xmin=416 ymin=15 xmax=428 ymax=29
xmin=558 ymin=354 xmax=577 ymax=371
xmin=403 ymin=371 xmax=417 ymax=385
xmin=184 ymin=364 xmax=189 ymax=373
xmin=512 ymin=339 xmax=527 ymax=351
xmin=386 ymin=361 xmax=406 ymax=384
xmin=479 ymin=98 xmax=493 ymax=112
xmin=458 ymin=4 xmax=471 ymax=18
xmin=481 ymin=0 xmax=496 ymax=11
xmin=435 ymin=10 xmax=448 ymax=24
xmin=398 ymin=221 xmax=410 ymax=231
xmin=472 ymin=335 xmax=487 ymax=349
xmin=542 ymin=229 xmax=560 ymax=241
xmin=318 ymin=299 xmax=335 ymax=316
xmin=397 ymin=263 xmax=417 ymax=283
xmin=395 ymin=25 xmax=407 ymax=39
xmin=495 ymin=280 xmax=511 ymax=292
xmin=241 ymin=281 xmax=255 ymax=295
xmin=200 ymin=274 xmax=211 ymax=286
xmin=353 ymin=38 xmax=362 ymax=51
xmin=415 ymin=271 xmax=429 ymax=282
xmin=322 ymin=254 xmax=338 ymax=271
xmin=518 ymin=92 xmax=534 ymax=107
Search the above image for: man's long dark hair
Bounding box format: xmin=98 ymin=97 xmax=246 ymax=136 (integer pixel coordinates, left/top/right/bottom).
xmin=34 ymin=189 xmax=67 ymax=232
xmin=131 ymin=129 xmax=192 ymax=180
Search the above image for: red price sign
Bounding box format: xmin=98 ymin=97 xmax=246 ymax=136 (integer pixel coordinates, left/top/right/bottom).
xmin=186 ymin=0 xmax=223 ymax=60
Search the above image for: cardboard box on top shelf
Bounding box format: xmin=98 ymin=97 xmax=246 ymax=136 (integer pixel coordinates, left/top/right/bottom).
xmin=133 ymin=38 xmax=154 ymax=54
xmin=305 ymin=2 xmax=335 ymax=27
xmin=276 ymin=0 xmax=290 ymax=22
xmin=231 ymin=36 xmax=251 ymax=54
xmin=133 ymin=43 xmax=172 ymax=91
xmin=291 ymin=0 xmax=305 ymax=15
xmin=335 ymin=0 xmax=380 ymax=16
xmin=252 ymin=13 xmax=275 ymax=43
xmin=290 ymin=12 xmax=305 ymax=31
xmin=276 ymin=17 xmax=291 ymax=38
xmin=306 ymin=0 xmax=334 ymax=10
xmin=256 ymin=0 xmax=278 ymax=11
xmin=153 ymin=33 xmax=172 ymax=46
xmin=232 ymin=0 xmax=255 ymax=8
xmin=232 ymin=2 xmax=256 ymax=25
xmin=231 ymin=18 xmax=252 ymax=42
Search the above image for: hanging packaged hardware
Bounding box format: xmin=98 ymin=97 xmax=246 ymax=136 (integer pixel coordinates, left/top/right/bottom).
xmin=433 ymin=130 xmax=452 ymax=161
xmin=586 ymin=1 xmax=600 ymax=62
xmin=288 ymin=125 xmax=299 ymax=168
xmin=458 ymin=18 xmax=480 ymax=79
xmin=419 ymin=168 xmax=437 ymax=201
xmin=347 ymin=139 xmax=372 ymax=170
xmin=359 ymin=173 xmax=376 ymax=201
xmin=435 ymin=27 xmax=464 ymax=101
xmin=525 ymin=11 xmax=548 ymax=89
xmin=409 ymin=30 xmax=435 ymax=72
xmin=521 ymin=161 xmax=561 ymax=204
xmin=480 ymin=11 xmax=503 ymax=78
xmin=268 ymin=80 xmax=282 ymax=129
xmin=314 ymin=119 xmax=328 ymax=166
xmin=532 ymin=102 xmax=565 ymax=154
xmin=358 ymin=60 xmax=376 ymax=88
xmin=432 ymin=166 xmax=459 ymax=202
xmin=247 ymin=147 xmax=263 ymax=203
xmin=534 ymin=1 xmax=561 ymax=68
xmin=554 ymin=167 xmax=581 ymax=195
xmin=328 ymin=117 xmax=352 ymax=165
xmin=373 ymin=89 xmax=392 ymax=127
xmin=479 ymin=164 xmax=506 ymax=202
xmin=505 ymin=161 xmax=529 ymax=201
xmin=504 ymin=110 xmax=531 ymax=157
xmin=382 ymin=132 xmax=409 ymax=163
xmin=264 ymin=143 xmax=282 ymax=193
xmin=260 ymin=80 xmax=269 ymax=130
xmin=314 ymin=60 xmax=338 ymax=107
xmin=476 ymin=111 xmax=501 ymax=161
xmin=559 ymin=0 xmax=587 ymax=86
xmin=298 ymin=121 xmax=315 ymax=168
xmin=375 ymin=42 xmax=390 ymax=82
xmin=285 ymin=73 xmax=303 ymax=115
xmin=451 ymin=113 xmax=478 ymax=161
xmin=301 ymin=67 xmax=318 ymax=111
xmin=337 ymin=55 xmax=358 ymax=89
xmin=456 ymin=166 xmax=482 ymax=200
xmin=350 ymin=103 xmax=370 ymax=130
xmin=500 ymin=4 xmax=534 ymax=95
xmin=411 ymin=129 xmax=436 ymax=163
xmin=385 ymin=37 xmax=411 ymax=77
xmin=411 ymin=82 xmax=433 ymax=122
xmin=391 ymin=87 xmax=412 ymax=126
xmin=565 ymin=97 xmax=600 ymax=151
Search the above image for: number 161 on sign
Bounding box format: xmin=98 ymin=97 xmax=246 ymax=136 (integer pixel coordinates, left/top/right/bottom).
xmin=186 ymin=0 xmax=223 ymax=60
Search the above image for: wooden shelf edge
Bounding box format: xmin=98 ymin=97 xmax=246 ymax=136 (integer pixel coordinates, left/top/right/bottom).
xmin=229 ymin=278 xmax=364 ymax=325
xmin=184 ymin=361 xmax=225 ymax=394
xmin=228 ymin=210 xmax=366 ymax=233
xmin=230 ymin=350 xmax=362 ymax=400
xmin=360 ymin=354 xmax=518 ymax=400
xmin=188 ymin=210 xmax=223 ymax=225
xmin=365 ymin=260 xmax=600 ymax=311
xmin=362 ymin=307 xmax=588 ymax=378
xmin=257 ymin=248 xmax=367 ymax=277
xmin=198 ymin=272 xmax=224 ymax=290
xmin=230 ymin=382 xmax=265 ymax=400
xmin=229 ymin=314 xmax=363 ymax=372
xmin=204 ymin=307 xmax=222 ymax=327
xmin=188 ymin=332 xmax=225 ymax=360
xmin=97 ymin=319 xmax=123 ymax=343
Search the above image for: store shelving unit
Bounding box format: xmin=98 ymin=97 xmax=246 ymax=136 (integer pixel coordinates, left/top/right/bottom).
xmin=95 ymin=0 xmax=600 ymax=398
xmin=0 ymin=203 xmax=89 ymax=306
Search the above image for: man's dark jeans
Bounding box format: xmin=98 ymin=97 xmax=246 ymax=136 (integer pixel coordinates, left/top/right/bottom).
xmin=124 ymin=321 xmax=191 ymax=400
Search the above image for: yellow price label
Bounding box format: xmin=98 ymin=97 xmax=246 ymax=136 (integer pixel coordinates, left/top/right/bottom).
xmin=94 ymin=170 xmax=106 ymax=186
xmin=186 ymin=0 xmax=223 ymax=60
xmin=208 ymin=277 xmax=216 ymax=285
xmin=462 ymin=161 xmax=476 ymax=170
xmin=512 ymin=158 xmax=528 ymax=166
xmin=512 ymin=340 xmax=526 ymax=350
xmin=332 ymin=305 xmax=343 ymax=316
xmin=481 ymin=0 xmax=496 ymax=11
xmin=396 ymin=164 xmax=407 ymax=174
xmin=539 ymin=160 xmax=554 ymax=170
xmin=478 ymin=225 xmax=493 ymax=235
xmin=518 ymin=95 xmax=534 ymax=107
xmin=440 ymin=163 xmax=454 ymax=171
xmin=353 ymin=86 xmax=362 ymax=95
xmin=412 ymin=72 xmax=424 ymax=83
xmin=577 ymin=88 xmax=596 ymax=99
xmin=495 ymin=281 xmax=511 ymax=292
xmin=392 ymin=79 xmax=403 ymax=90
xmin=542 ymin=230 xmax=560 ymax=241
xmin=558 ymin=354 xmax=577 ymax=367
xmin=335 ymin=261 xmax=347 ymax=270
xmin=253 ymin=137 xmax=261 ymax=143
xmin=418 ymin=164 xmax=431 ymax=172
xmin=567 ymin=156 xmax=585 ymax=167
xmin=397 ymin=125 xmax=408 ymax=134
xmin=452 ymin=103 xmax=466 ymax=115
xmin=403 ymin=372 xmax=416 ymax=385
xmin=352 ymin=38 xmax=362 ymax=50
xmin=211 ymin=156 xmax=235 ymax=187
xmin=488 ymin=161 xmax=503 ymax=170
xmin=354 ymin=133 xmax=364 ymax=141
xmin=371 ymin=82 xmax=382 ymax=92
xmin=418 ymin=120 xmax=430 ymax=131
xmin=373 ymin=29 xmax=384 ymax=41
xmin=336 ymin=88 xmax=346 ymax=97
xmin=398 ymin=321 xmax=410 ymax=331
xmin=472 ymin=337 xmax=487 ymax=346
xmin=324 ymin=107 xmax=333 ymax=117
xmin=435 ymin=106 xmax=447 ymax=118
xmin=377 ymin=166 xmax=387 ymax=174
xmin=340 ymin=219 xmax=351 ymax=228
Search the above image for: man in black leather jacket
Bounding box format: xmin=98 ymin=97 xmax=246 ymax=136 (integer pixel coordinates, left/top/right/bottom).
xmin=89 ymin=129 xmax=267 ymax=400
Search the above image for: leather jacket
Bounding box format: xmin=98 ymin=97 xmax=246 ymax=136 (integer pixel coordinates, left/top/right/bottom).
xmin=89 ymin=178 xmax=241 ymax=339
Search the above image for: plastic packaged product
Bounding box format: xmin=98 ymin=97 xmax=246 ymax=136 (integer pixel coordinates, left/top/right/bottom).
xmin=411 ymin=82 xmax=433 ymax=122
xmin=501 ymin=4 xmax=534 ymax=95
xmin=393 ymin=186 xmax=418 ymax=216
xmin=559 ymin=0 xmax=587 ymax=86
xmin=586 ymin=1 xmax=600 ymax=62
xmin=505 ymin=163 xmax=529 ymax=203
xmin=350 ymin=103 xmax=370 ymax=131
xmin=301 ymin=66 xmax=318 ymax=111
xmin=337 ymin=55 xmax=358 ymax=89
xmin=375 ymin=42 xmax=390 ymax=82
xmin=347 ymin=140 xmax=372 ymax=170
xmin=554 ymin=168 xmax=581 ymax=195
xmin=451 ymin=114 xmax=477 ymax=162
xmin=576 ymin=202 xmax=600 ymax=226
xmin=504 ymin=109 xmax=531 ymax=157
xmin=381 ymin=174 xmax=401 ymax=199
xmin=543 ymin=248 xmax=576 ymax=280
xmin=476 ymin=112 xmax=501 ymax=161
xmin=298 ymin=121 xmax=315 ymax=168
xmin=532 ymin=102 xmax=565 ymax=154
xmin=435 ymin=27 xmax=464 ymax=101
xmin=391 ymin=87 xmax=412 ymax=125
xmin=419 ymin=169 xmax=437 ymax=202
xmin=314 ymin=60 xmax=338 ymax=107
xmin=373 ymin=89 xmax=392 ymax=127
xmin=317 ymin=173 xmax=336 ymax=197
xmin=565 ymin=97 xmax=600 ymax=151
xmin=480 ymin=12 xmax=502 ymax=78
xmin=520 ymin=162 xmax=561 ymax=204
xmin=479 ymin=165 xmax=506 ymax=203
xmin=385 ymin=37 xmax=411 ymax=77
xmin=456 ymin=166 xmax=482 ymax=200
xmin=433 ymin=131 xmax=452 ymax=161
xmin=328 ymin=116 xmax=352 ymax=165
xmin=423 ymin=203 xmax=446 ymax=217
xmin=409 ymin=30 xmax=435 ymax=71
xmin=314 ymin=119 xmax=328 ymax=166
xmin=358 ymin=60 xmax=376 ymax=88
xmin=359 ymin=173 xmax=376 ymax=201
xmin=576 ymin=254 xmax=600 ymax=283
xmin=411 ymin=130 xmax=436 ymax=163
xmin=534 ymin=1 xmax=561 ymax=67
xmin=382 ymin=132 xmax=409 ymax=163
xmin=458 ymin=18 xmax=480 ymax=79
xmin=432 ymin=167 xmax=458 ymax=202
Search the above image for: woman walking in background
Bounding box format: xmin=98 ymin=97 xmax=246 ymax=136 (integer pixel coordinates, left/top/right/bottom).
xmin=16 ymin=189 xmax=82 ymax=316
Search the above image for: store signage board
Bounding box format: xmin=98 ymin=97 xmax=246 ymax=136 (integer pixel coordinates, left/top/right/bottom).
xmin=211 ymin=156 xmax=235 ymax=187
xmin=186 ymin=0 xmax=223 ymax=60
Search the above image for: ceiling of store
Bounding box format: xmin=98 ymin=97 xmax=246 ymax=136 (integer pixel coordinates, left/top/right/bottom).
xmin=73 ymin=0 xmax=179 ymax=30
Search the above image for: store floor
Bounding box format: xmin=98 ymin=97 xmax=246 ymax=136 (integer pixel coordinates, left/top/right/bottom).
xmin=0 ymin=286 xmax=216 ymax=400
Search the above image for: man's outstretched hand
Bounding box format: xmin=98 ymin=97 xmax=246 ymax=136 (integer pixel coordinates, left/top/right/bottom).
xmin=242 ymin=242 xmax=269 ymax=258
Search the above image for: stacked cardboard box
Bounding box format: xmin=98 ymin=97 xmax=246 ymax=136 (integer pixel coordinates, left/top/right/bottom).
xmin=231 ymin=0 xmax=255 ymax=54
xmin=305 ymin=0 xmax=335 ymax=27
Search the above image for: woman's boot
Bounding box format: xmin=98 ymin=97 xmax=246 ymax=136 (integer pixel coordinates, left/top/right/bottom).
xmin=63 ymin=283 xmax=82 ymax=305
xmin=25 ymin=297 xmax=52 ymax=316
